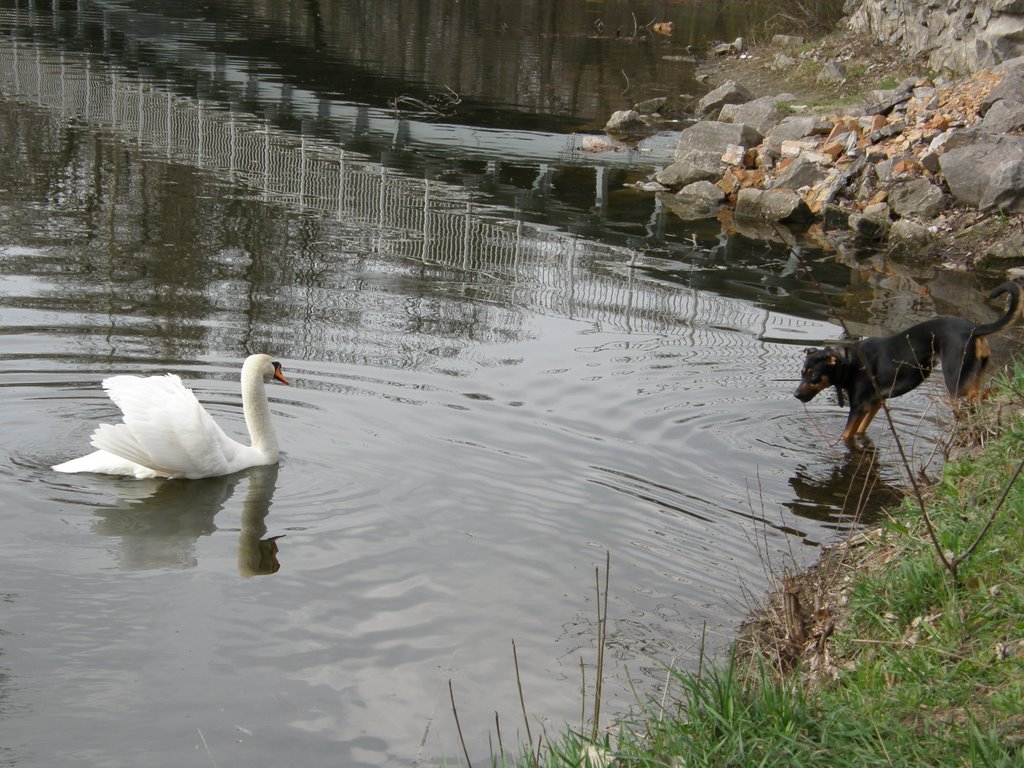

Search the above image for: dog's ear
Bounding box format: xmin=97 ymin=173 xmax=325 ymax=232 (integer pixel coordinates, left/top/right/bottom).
xmin=802 ymin=347 xmax=818 ymax=356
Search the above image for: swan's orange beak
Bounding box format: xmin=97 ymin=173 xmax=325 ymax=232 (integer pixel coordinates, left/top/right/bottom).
xmin=272 ymin=362 xmax=290 ymax=386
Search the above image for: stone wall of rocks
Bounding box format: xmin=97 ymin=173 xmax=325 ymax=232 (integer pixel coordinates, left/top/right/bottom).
xmin=844 ymin=0 xmax=1024 ymax=74
xmin=644 ymin=55 xmax=1024 ymax=272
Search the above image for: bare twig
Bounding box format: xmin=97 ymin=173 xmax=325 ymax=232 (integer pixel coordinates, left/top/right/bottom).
xmin=579 ymin=656 xmax=586 ymax=736
xmin=495 ymin=712 xmax=505 ymax=766
xmin=591 ymin=551 xmax=610 ymax=742
xmin=388 ymin=86 xmax=462 ymax=120
xmin=658 ymin=653 xmax=680 ymax=722
xmin=512 ymin=640 xmax=535 ymax=766
xmin=448 ymin=680 xmax=473 ymax=768
xmin=697 ymin=620 xmax=708 ymax=684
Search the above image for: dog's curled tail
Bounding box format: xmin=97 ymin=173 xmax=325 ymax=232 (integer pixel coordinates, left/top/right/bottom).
xmin=974 ymin=281 xmax=1024 ymax=337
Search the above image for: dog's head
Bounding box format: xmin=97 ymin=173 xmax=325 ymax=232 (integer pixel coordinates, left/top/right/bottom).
xmin=794 ymin=347 xmax=844 ymax=404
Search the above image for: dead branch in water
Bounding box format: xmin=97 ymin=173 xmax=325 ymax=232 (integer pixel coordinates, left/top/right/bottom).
xmin=388 ymin=86 xmax=462 ymax=120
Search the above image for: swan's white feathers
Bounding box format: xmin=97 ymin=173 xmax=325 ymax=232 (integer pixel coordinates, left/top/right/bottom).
xmin=91 ymin=423 xmax=164 ymax=473
xmin=93 ymin=374 xmax=241 ymax=478
xmin=52 ymin=355 xmax=285 ymax=480
xmin=50 ymin=445 xmax=165 ymax=479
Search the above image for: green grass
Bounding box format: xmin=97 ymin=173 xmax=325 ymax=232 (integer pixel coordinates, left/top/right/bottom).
xmin=489 ymin=363 xmax=1024 ymax=767
xmin=844 ymin=63 xmax=868 ymax=80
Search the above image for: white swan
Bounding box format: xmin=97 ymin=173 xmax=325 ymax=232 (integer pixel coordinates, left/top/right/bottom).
xmin=52 ymin=354 xmax=289 ymax=480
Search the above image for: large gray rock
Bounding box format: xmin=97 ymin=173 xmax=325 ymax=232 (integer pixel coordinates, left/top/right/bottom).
xmin=768 ymin=154 xmax=827 ymax=191
xmin=656 ymin=121 xmax=765 ymax=188
xmin=981 ymin=99 xmax=1024 ymax=133
xmin=604 ymin=109 xmax=650 ymax=135
xmin=767 ymin=116 xmax=830 ymax=147
xmin=979 ymin=15 xmax=1024 ymax=67
xmin=719 ymin=93 xmax=797 ymax=135
xmin=655 ymin=159 xmax=720 ymax=188
xmin=734 ymin=188 xmax=812 ymax=223
xmin=697 ymin=80 xmax=753 ymax=119
xmin=674 ymin=121 xmax=764 ymax=162
xmin=888 ymin=178 xmax=946 ymax=219
xmin=940 ymin=130 xmax=1024 ymax=211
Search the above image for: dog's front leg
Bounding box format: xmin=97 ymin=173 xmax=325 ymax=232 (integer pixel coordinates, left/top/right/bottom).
xmin=843 ymin=400 xmax=883 ymax=440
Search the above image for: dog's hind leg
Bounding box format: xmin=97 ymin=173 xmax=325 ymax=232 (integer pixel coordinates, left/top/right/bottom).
xmin=949 ymin=337 xmax=991 ymax=399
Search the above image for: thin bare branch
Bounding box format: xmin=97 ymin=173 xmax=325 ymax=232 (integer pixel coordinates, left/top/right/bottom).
xmin=512 ymin=640 xmax=535 ymax=766
xmin=448 ymin=680 xmax=474 ymax=768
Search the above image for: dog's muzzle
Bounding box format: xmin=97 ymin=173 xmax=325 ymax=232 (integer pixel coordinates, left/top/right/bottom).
xmin=794 ymin=381 xmax=825 ymax=402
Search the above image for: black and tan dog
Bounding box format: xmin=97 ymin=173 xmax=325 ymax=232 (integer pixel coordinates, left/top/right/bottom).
xmin=795 ymin=281 xmax=1022 ymax=440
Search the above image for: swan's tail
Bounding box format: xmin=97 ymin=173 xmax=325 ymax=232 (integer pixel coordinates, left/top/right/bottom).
xmin=90 ymin=423 xmax=171 ymax=477
xmin=51 ymin=442 xmax=168 ymax=479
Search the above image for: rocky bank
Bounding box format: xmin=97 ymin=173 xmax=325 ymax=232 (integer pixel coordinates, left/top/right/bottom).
xmin=607 ymin=30 xmax=1024 ymax=275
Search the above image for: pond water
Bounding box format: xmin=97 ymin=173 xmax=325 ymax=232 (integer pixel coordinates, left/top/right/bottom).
xmin=0 ymin=1 xmax=1004 ymax=766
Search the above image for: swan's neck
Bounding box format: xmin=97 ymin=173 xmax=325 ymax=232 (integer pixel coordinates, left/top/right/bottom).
xmin=241 ymin=373 xmax=279 ymax=459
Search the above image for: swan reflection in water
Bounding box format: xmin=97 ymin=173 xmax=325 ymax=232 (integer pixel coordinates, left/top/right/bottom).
xmin=90 ymin=464 xmax=283 ymax=576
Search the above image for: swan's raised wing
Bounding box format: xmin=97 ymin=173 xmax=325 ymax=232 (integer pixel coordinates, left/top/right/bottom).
xmin=92 ymin=374 xmax=248 ymax=479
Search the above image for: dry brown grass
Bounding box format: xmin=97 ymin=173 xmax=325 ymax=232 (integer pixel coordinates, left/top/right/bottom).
xmin=735 ymin=525 xmax=908 ymax=687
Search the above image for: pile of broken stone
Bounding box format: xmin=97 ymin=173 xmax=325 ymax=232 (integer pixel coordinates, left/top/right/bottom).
xmin=641 ymin=56 xmax=1024 ymax=267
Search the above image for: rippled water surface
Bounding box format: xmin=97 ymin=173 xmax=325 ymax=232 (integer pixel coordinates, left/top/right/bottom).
xmin=0 ymin=1 xmax=1006 ymax=766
